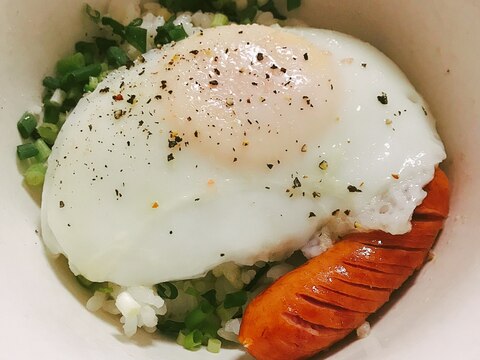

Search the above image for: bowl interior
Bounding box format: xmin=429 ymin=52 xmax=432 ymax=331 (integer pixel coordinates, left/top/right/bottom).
xmin=1 ymin=0 xmax=479 ymax=359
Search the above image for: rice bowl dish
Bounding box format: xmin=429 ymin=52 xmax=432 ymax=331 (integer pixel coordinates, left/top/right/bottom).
xmin=3 ymin=1 xmax=479 ymax=359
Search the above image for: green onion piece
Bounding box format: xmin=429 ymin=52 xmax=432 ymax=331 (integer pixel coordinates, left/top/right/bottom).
xmin=207 ymin=338 xmax=222 ymax=353
xmin=95 ymin=37 xmax=118 ymax=53
xmin=92 ymin=284 xmax=113 ymax=294
xmin=287 ymin=0 xmax=302 ymax=11
xmin=76 ymin=275 xmax=94 ymax=288
xmin=158 ymin=320 xmax=185 ymax=335
xmin=85 ymin=4 xmax=101 ymax=23
xmin=24 ymin=163 xmax=47 ymax=186
xmin=34 ymin=138 xmax=52 ymax=162
xmin=199 ymin=313 xmax=221 ymax=339
xmin=168 ymin=24 xmax=188 ymax=42
xmin=238 ymin=5 xmax=258 ymax=24
xmin=223 ymin=290 xmax=247 ymax=309
xmin=84 ymin=76 xmax=99 ymax=93
xmin=17 ymin=143 xmax=39 ymax=160
xmin=211 ymin=13 xmax=229 ymax=27
xmin=56 ymin=52 xmax=86 ymax=76
xmin=154 ymin=27 xmax=171 ymax=45
xmin=75 ymin=41 xmax=97 ymax=65
xmin=43 ymin=105 xmax=60 ymax=124
xmin=128 ymin=18 xmax=143 ymax=27
xmin=102 ymin=17 xmax=126 ymax=38
xmin=49 ymin=88 xmax=67 ymax=107
xmin=37 ymin=123 xmax=59 ymax=145
xmin=185 ymin=302 xmax=214 ymax=330
xmin=125 ymin=25 xmax=147 ymax=53
xmin=176 ymin=331 xmax=186 ymax=346
xmin=183 ymin=329 xmax=203 ymax=351
xmin=57 ymin=112 xmax=67 ymax=129
xmin=106 ymin=46 xmax=129 ymax=67
xmin=156 ymin=282 xmax=179 ymax=299
xmin=62 ymin=63 xmax=103 ymax=87
xmin=42 ymin=76 xmax=61 ymax=90
xmin=17 ymin=112 xmax=37 ymax=139
xmin=201 ymin=289 xmax=217 ymax=306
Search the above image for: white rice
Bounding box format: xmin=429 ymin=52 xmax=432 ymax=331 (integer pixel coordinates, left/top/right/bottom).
xmin=356 ymin=321 xmax=371 ymax=339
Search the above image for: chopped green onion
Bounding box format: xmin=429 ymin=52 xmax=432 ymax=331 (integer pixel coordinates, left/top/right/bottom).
xmin=106 ymin=46 xmax=129 ymax=67
xmin=24 ymin=163 xmax=47 ymax=186
xmin=287 ymin=0 xmax=302 ymax=11
xmin=56 ymin=52 xmax=86 ymax=76
xmin=92 ymin=283 xmax=113 ymax=294
xmin=95 ymin=37 xmax=118 ymax=53
xmin=158 ymin=320 xmax=185 ymax=335
xmin=211 ymin=13 xmax=229 ymax=27
xmin=207 ymin=338 xmax=222 ymax=353
xmin=17 ymin=112 xmax=37 ymax=139
xmin=17 ymin=143 xmax=39 ymax=160
xmin=223 ymin=290 xmax=247 ymax=309
xmin=102 ymin=17 xmax=125 ymax=38
xmin=75 ymin=41 xmax=97 ymax=65
xmin=76 ymin=275 xmax=94 ymax=288
xmin=49 ymin=88 xmax=67 ymax=107
xmin=84 ymin=76 xmax=99 ymax=93
xmin=37 ymin=123 xmax=59 ymax=145
xmin=156 ymin=282 xmax=179 ymax=299
xmin=57 ymin=112 xmax=67 ymax=129
xmin=183 ymin=329 xmax=203 ymax=351
xmin=62 ymin=63 xmax=103 ymax=87
xmin=125 ymin=25 xmax=147 ymax=53
xmin=34 ymin=138 xmax=52 ymax=162
xmin=128 ymin=18 xmax=143 ymax=27
xmin=199 ymin=313 xmax=221 ymax=339
xmin=185 ymin=302 xmax=214 ymax=330
xmin=43 ymin=105 xmax=60 ymax=124
xmin=85 ymin=4 xmax=101 ymax=23
xmin=42 ymin=76 xmax=61 ymax=90
xmin=155 ymin=18 xmax=189 ymax=46
xmin=176 ymin=330 xmax=186 ymax=346
xmin=168 ymin=25 xmax=188 ymax=42
xmin=201 ymin=289 xmax=217 ymax=306
xmin=238 ymin=5 xmax=258 ymax=24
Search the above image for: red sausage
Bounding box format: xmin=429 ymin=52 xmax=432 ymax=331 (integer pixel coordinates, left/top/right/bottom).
xmin=239 ymin=168 xmax=450 ymax=360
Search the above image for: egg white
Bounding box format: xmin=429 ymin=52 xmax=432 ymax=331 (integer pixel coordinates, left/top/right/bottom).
xmin=42 ymin=24 xmax=445 ymax=286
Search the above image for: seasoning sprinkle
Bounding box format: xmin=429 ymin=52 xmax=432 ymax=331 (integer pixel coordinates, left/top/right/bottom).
xmin=59 ymin=201 xmax=65 ymax=208
xmin=308 ymin=212 xmax=316 ymax=218
xmin=292 ymin=177 xmax=302 ymax=188
xmin=266 ymin=163 xmax=274 ymax=169
xmin=347 ymin=185 xmax=362 ymax=193
xmin=301 ymin=144 xmax=307 ymax=152
xmin=319 ymin=160 xmax=328 ymax=170
xmin=167 ymin=153 xmax=174 ymax=162
xmin=256 ymin=53 xmax=264 ymax=61
xmin=303 ymin=53 xmax=309 ymax=60
xmin=377 ymin=92 xmax=388 ymax=105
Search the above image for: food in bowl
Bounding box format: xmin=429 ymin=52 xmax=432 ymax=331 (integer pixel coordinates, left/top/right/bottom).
xmin=14 ymin=1 xmax=449 ymax=358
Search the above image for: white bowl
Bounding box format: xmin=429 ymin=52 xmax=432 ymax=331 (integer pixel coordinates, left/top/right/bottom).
xmin=1 ymin=0 xmax=479 ymax=359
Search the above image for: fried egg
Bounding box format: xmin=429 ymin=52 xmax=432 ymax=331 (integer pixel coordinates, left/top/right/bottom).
xmin=41 ymin=24 xmax=445 ymax=286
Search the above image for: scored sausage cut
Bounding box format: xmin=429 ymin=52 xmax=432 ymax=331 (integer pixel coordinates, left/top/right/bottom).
xmin=239 ymin=168 xmax=450 ymax=360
